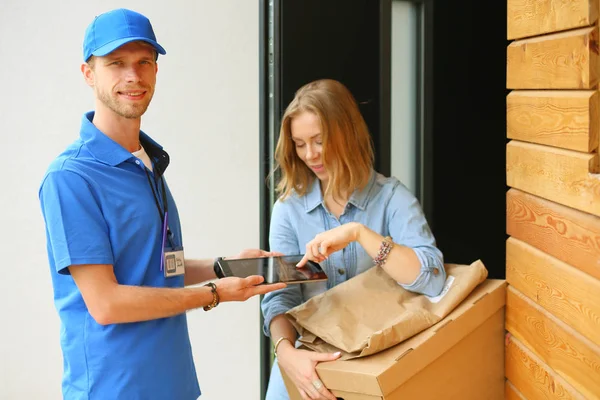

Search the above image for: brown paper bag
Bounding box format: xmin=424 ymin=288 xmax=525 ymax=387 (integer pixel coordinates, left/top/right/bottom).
xmin=285 ymin=260 xmax=488 ymax=359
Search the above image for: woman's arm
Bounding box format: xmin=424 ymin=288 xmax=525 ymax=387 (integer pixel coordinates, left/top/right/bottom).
xmin=299 ymin=222 xmax=421 ymax=283
xmin=298 ymin=183 xmax=445 ymax=296
xmin=353 ymin=224 xmax=422 ymax=284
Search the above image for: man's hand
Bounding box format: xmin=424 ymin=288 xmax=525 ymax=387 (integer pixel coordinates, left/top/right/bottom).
xmin=227 ymin=249 xmax=284 ymax=260
xmin=216 ymin=275 xmax=286 ymax=302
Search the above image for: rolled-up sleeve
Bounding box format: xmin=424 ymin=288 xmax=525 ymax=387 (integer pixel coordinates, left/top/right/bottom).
xmin=387 ymin=184 xmax=446 ymax=297
xmin=261 ymin=199 xmax=304 ymax=337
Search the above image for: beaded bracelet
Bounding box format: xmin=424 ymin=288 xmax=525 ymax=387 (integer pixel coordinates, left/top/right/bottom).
xmin=374 ymin=236 xmax=394 ymax=267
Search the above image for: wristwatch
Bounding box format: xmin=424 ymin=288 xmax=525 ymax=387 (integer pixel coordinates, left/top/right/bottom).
xmin=213 ymin=257 xmax=224 ymax=278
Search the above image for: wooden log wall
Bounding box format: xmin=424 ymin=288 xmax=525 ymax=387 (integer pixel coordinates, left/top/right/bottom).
xmin=506 ymin=1 xmax=600 ymax=398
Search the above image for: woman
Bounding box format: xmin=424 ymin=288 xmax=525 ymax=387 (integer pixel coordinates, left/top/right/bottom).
xmin=261 ymin=79 xmax=446 ymax=400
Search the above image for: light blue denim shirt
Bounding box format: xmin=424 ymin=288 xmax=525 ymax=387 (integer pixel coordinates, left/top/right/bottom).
xmin=261 ymin=170 xmax=446 ymax=337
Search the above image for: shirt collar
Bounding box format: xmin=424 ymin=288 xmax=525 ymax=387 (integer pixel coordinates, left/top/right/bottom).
xmin=80 ymin=111 xmax=170 ymax=176
xmin=303 ymin=169 xmax=377 ymax=213
xmin=304 ymin=178 xmax=323 ymax=213
xmin=347 ymin=170 xmax=377 ymax=211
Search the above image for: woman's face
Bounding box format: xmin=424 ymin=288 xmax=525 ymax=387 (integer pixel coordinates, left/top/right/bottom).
xmin=290 ymin=111 xmax=328 ymax=182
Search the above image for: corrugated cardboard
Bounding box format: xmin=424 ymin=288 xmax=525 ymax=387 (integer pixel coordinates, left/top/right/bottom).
xmin=286 ymin=261 xmax=489 ymax=359
xmin=282 ymin=279 xmax=507 ymax=400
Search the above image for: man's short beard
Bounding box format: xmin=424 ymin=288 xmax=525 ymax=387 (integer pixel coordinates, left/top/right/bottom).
xmin=96 ymin=87 xmax=153 ymax=119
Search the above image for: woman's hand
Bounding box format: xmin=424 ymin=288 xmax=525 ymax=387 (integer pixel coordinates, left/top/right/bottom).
xmin=297 ymin=222 xmax=363 ymax=267
xmin=277 ymin=344 xmax=341 ymax=400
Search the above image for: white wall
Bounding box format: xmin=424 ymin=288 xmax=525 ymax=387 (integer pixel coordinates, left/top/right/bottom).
xmin=0 ymin=1 xmax=262 ymax=399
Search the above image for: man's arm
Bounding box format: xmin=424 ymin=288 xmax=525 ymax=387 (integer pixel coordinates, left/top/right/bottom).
xmin=70 ymin=263 xmax=285 ymax=325
xmin=183 ymin=258 xmax=216 ymax=286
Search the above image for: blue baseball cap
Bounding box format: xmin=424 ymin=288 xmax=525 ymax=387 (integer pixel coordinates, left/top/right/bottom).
xmin=83 ymin=8 xmax=166 ymax=62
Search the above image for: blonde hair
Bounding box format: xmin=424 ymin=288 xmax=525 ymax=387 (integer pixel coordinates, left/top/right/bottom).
xmin=273 ymin=79 xmax=374 ymax=201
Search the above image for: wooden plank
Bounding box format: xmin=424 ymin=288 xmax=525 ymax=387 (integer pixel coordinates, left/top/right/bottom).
xmin=506 ymin=90 xmax=598 ymax=152
xmin=506 ymin=380 xmax=527 ymax=400
xmin=508 ymin=0 xmax=598 ymax=40
xmin=506 ymin=286 xmax=600 ymax=399
xmin=506 ymin=334 xmax=585 ymax=399
xmin=506 ymin=237 xmax=600 ymax=346
xmin=506 ymin=140 xmax=600 ymax=217
xmin=506 ymin=188 xmax=600 ymax=280
xmin=507 ymin=27 xmax=599 ymax=89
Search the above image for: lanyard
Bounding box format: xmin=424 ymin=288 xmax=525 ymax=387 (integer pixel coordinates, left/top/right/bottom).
xmin=144 ymin=168 xmax=175 ymax=248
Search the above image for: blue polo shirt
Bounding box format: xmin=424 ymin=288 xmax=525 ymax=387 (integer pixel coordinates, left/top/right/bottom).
xmin=39 ymin=111 xmax=201 ymax=400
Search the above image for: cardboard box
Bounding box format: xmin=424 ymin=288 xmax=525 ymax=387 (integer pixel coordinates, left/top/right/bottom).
xmin=282 ymin=279 xmax=507 ymax=400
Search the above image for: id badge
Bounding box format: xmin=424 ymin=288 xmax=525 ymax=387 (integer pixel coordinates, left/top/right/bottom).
xmin=160 ymin=211 xmax=185 ymax=277
xmin=164 ymin=247 xmax=185 ymax=277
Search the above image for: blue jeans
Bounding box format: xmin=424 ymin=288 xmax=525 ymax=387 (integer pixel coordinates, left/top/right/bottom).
xmin=265 ymin=359 xmax=290 ymax=400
